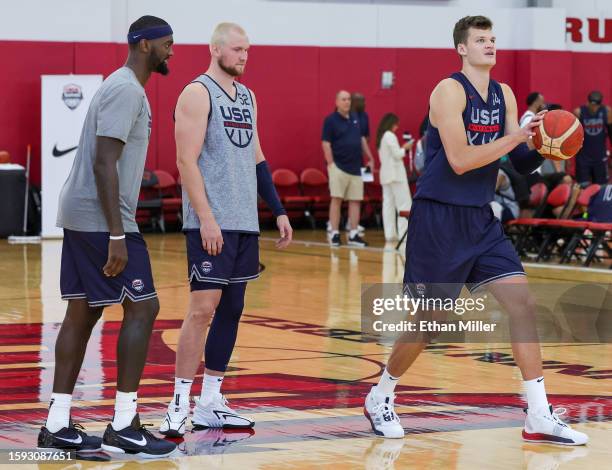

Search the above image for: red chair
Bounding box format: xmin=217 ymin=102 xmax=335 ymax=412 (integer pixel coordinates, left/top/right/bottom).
xmin=528 ymin=182 xmax=548 ymax=217
xmin=300 ymin=168 xmax=329 ymax=226
xmin=272 ymin=169 xmax=312 ymax=225
xmin=507 ymin=183 xmax=573 ymax=257
xmin=557 ymin=185 xmax=604 ymax=264
xmin=583 ymin=222 xmax=612 ymax=267
xmin=153 ymin=169 xmax=182 ymax=232
xmin=577 ymin=184 xmax=601 ymax=208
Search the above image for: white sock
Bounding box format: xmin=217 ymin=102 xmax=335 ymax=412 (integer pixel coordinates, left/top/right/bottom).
xmin=112 ymin=391 xmax=137 ymax=431
xmin=200 ymin=373 xmax=224 ymax=403
xmin=349 ymin=229 xmax=358 ymax=238
xmin=377 ymin=368 xmax=400 ymax=395
xmin=523 ymin=376 xmax=549 ymax=412
xmin=172 ymin=377 xmax=193 ymax=408
xmin=45 ymin=393 xmax=72 ymax=433
xmin=331 ymin=230 xmax=339 ymax=236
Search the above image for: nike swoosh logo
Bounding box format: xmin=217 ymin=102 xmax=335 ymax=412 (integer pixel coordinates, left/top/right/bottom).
xmin=180 ymin=380 xmax=192 ymax=384
xmin=52 ymin=145 xmax=78 ymax=157
xmin=537 ymin=377 xmax=544 ymax=382
xmin=119 ymin=435 xmax=147 ymax=446
xmin=55 ymin=435 xmax=82 ymax=444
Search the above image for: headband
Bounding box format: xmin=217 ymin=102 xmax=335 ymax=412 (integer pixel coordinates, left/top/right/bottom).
xmin=127 ymin=25 xmax=173 ymax=44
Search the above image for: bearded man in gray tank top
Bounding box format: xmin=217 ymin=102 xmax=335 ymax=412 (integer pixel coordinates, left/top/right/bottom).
xmin=159 ymin=23 xmax=292 ymax=436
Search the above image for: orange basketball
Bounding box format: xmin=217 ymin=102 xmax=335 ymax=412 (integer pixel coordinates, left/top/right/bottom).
xmin=532 ymin=110 xmax=584 ymax=161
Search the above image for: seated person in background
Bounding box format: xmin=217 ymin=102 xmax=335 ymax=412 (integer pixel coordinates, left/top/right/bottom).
xmin=491 ymin=167 xmax=519 ymax=223
xmin=524 ymin=103 xmax=573 ymax=190
xmin=585 ymin=184 xmax=612 ymax=222
xmin=414 ymin=115 xmax=429 ymax=174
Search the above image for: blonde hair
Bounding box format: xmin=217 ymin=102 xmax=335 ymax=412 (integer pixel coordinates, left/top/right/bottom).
xmin=211 ymin=22 xmax=247 ymax=46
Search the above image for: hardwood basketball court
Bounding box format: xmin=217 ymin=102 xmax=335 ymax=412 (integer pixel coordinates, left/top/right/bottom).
xmin=1 ymin=230 xmax=610 ymax=469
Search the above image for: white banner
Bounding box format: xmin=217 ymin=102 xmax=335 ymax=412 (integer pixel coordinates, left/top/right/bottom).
xmin=41 ymin=74 xmax=102 ymax=238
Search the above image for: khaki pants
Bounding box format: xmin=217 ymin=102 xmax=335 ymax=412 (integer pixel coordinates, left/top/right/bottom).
xmin=382 ymin=181 xmax=412 ymax=241
xmin=328 ymin=163 xmax=363 ymax=201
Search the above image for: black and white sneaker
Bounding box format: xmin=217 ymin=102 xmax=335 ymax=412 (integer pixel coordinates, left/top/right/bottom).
xmin=102 ymin=414 xmax=176 ymax=458
xmin=37 ymin=420 xmax=102 ymax=452
xmin=347 ymin=233 xmax=368 ymax=247
xmin=329 ymin=232 xmax=341 ymax=247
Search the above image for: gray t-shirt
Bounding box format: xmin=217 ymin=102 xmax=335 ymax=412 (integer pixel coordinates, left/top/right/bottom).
xmin=56 ymin=67 xmax=151 ymax=232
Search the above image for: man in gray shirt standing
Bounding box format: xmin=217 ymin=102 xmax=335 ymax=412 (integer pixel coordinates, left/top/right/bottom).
xmin=38 ymin=15 xmax=176 ymax=458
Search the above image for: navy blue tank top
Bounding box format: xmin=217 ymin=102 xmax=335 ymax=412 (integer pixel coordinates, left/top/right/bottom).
xmin=588 ymin=184 xmax=612 ymax=222
xmin=579 ymin=105 xmax=608 ymax=161
xmin=415 ymin=72 xmax=506 ymax=207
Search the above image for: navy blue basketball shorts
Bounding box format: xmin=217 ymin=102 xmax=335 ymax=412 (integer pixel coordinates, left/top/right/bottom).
xmin=60 ymin=229 xmax=157 ymax=307
xmin=403 ymin=199 xmax=525 ymax=300
xmin=576 ymin=157 xmax=608 ymax=185
xmin=185 ymin=230 xmax=259 ymax=291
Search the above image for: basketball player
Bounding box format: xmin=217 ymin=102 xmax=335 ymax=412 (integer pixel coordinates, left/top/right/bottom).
xmin=519 ymin=92 xmax=545 ymax=128
xmin=159 ymin=23 xmax=292 ymax=437
xmin=363 ymin=16 xmax=588 ymax=446
xmin=573 ymin=91 xmax=612 ymax=185
xmin=37 ymin=16 xmax=177 ymax=458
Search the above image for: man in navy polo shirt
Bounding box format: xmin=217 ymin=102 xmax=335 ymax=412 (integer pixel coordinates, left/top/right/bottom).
xmin=322 ymin=90 xmax=374 ymax=247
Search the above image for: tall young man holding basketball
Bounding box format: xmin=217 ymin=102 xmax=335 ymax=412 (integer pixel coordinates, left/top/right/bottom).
xmin=363 ymin=16 xmax=588 ymax=446
xmin=159 ymin=23 xmax=292 ymax=437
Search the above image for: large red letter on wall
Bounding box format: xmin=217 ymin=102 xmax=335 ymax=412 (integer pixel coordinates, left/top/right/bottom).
xmin=588 ymin=18 xmax=612 ymax=44
xmin=566 ymin=17 xmax=583 ymax=43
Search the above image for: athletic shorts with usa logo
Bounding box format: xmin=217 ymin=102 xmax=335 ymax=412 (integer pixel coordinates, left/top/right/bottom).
xmin=60 ymin=229 xmax=157 ymax=307
xmin=185 ymin=230 xmax=259 ymax=291
xmin=404 ymin=199 xmax=525 ymax=300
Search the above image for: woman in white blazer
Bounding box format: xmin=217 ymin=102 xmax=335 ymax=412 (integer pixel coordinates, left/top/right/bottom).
xmin=376 ymin=113 xmax=413 ymax=241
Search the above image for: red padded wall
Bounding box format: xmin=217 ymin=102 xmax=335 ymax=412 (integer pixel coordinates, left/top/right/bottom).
xmin=1 ymin=40 xmax=610 ymax=186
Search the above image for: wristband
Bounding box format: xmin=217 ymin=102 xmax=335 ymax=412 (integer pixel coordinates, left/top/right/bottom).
xmin=109 ymin=234 xmax=126 ymax=240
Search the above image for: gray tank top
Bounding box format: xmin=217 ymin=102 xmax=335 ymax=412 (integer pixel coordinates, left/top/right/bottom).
xmin=182 ymin=74 xmax=259 ymax=233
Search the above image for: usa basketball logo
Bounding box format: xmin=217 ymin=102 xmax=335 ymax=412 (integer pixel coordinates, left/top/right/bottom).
xmin=220 ymin=93 xmax=253 ymax=148
xmin=201 ymin=261 xmax=213 ymax=274
xmin=62 ymin=84 xmax=83 ymax=110
xmin=132 ymin=279 xmax=144 ymax=292
xmin=467 ymin=108 xmax=501 ymax=145
xmin=583 ymin=117 xmax=604 ymax=136
xmin=416 ymin=283 xmax=427 ymax=296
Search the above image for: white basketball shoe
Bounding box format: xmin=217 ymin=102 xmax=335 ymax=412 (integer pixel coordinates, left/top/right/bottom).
xmin=364 ymin=386 xmax=404 ymax=439
xmin=522 ymin=405 xmax=588 ymax=446
xmin=192 ymin=393 xmax=254 ymax=429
